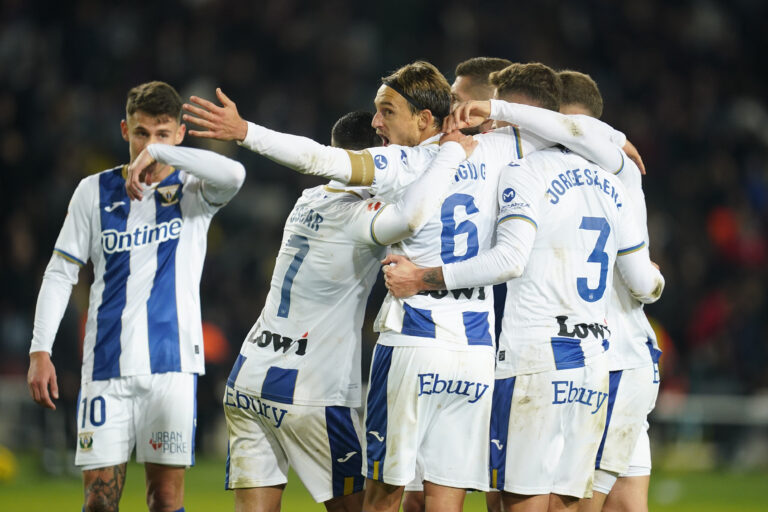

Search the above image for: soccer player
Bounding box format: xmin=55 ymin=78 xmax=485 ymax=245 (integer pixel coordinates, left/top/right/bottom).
xmin=557 ymin=70 xmax=661 ymax=512
xmin=183 ymin=61 xmax=633 ymax=512
xmin=214 ymin=107 xmax=475 ymax=511
xmin=403 ymin=55 xmax=513 ymax=512
xmin=381 ymin=63 xmax=665 ymax=512
xmin=26 ymin=81 xmax=246 ymax=512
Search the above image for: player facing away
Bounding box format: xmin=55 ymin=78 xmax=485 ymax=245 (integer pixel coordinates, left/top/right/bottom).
xmin=217 ymin=110 xmax=474 ymax=511
xmin=382 ymin=64 xmax=665 ymax=512
xmin=183 ymin=61 xmax=634 ymax=512
xmin=26 ymin=81 xmax=246 ymax=512
xmin=558 ymin=71 xmax=661 ymax=512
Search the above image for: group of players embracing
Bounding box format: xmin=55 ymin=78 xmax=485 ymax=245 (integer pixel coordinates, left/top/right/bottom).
xmin=28 ymin=56 xmax=664 ymax=512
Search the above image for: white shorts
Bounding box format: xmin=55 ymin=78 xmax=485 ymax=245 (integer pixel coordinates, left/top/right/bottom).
xmin=364 ymin=344 xmax=494 ymax=491
xmin=489 ymin=353 xmax=608 ymax=498
xmin=223 ymin=386 xmax=365 ymax=503
xmin=75 ymin=372 xmax=197 ymax=469
xmin=595 ymin=364 xmax=658 ymax=475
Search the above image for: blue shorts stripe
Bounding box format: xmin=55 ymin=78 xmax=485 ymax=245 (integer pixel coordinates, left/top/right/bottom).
xmin=190 ymin=374 xmax=197 ymax=466
xmin=366 ymin=345 xmax=393 ymax=480
xmin=489 ymin=376 xmax=515 ymax=490
xmin=261 ymin=366 xmax=298 ymax=404
xmin=463 ymin=311 xmax=493 ymax=346
xmin=326 ymin=406 xmax=365 ymax=497
xmin=595 ymin=370 xmax=623 ymax=469
xmin=226 ymin=354 xmax=247 ymax=388
xmin=401 ymin=303 xmax=435 ymax=338
xmin=551 ymin=337 xmax=586 ymax=370
xmin=94 ymin=168 xmax=130 ymax=380
xmin=148 ymin=172 xmax=183 ymax=374
xmin=224 ymin=440 xmax=231 ymax=489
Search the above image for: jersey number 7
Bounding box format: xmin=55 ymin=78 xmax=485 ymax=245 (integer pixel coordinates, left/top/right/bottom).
xmin=277 ymin=234 xmax=310 ymax=318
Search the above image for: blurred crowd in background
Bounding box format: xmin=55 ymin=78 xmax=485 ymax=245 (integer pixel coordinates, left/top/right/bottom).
xmin=1 ymin=0 xmax=767 ymax=459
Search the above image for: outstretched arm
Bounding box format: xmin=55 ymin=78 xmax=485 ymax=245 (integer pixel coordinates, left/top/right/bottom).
xmin=183 ymin=89 xmax=360 ymax=184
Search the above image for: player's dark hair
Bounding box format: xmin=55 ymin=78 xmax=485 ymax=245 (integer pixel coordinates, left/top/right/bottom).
xmin=558 ymin=70 xmax=604 ymax=119
xmin=490 ymin=62 xmax=562 ymax=112
xmin=331 ymin=111 xmax=381 ymax=150
xmin=381 ymin=60 xmax=452 ymax=128
xmin=126 ymin=81 xmax=183 ymax=122
xmin=455 ymin=57 xmax=514 ymax=85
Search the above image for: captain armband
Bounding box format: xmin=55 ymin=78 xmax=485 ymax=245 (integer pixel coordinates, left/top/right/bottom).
xmin=345 ymin=150 xmax=376 ymax=186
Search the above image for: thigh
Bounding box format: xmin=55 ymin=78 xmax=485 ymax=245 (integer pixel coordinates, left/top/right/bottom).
xmin=224 ymin=386 xmax=289 ymax=491
xmin=134 ymin=373 xmax=197 ymax=467
xmin=76 ymin=379 xmax=134 ymax=469
xmin=596 ymin=365 xmax=658 ymax=475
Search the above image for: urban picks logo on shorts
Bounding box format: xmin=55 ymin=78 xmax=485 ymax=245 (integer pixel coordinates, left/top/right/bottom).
xmin=417 ymin=373 xmax=490 ymax=403
xmin=149 ymin=431 xmax=188 ymax=454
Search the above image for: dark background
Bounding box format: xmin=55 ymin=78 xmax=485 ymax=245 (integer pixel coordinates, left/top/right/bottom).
xmin=1 ymin=0 xmax=766 ymax=456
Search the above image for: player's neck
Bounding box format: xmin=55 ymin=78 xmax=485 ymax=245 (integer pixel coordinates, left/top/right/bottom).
xmin=417 ymin=127 xmax=441 ymax=144
xmin=151 ymin=164 xmax=175 ymax=183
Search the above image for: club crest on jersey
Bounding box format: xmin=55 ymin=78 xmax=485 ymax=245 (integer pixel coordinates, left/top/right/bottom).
xmin=157 ymin=184 xmax=180 ymax=206
xmin=374 ymin=154 xmax=388 ymax=169
xmin=78 ymin=432 xmax=94 ymax=451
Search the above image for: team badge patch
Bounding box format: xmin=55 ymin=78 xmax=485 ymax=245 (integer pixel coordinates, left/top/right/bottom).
xmin=157 ymin=184 xmax=180 ymax=206
xmin=374 ymin=154 xmax=388 ymax=169
xmin=502 ymin=188 xmax=516 ymax=202
xmin=78 ymin=432 xmax=94 ymax=451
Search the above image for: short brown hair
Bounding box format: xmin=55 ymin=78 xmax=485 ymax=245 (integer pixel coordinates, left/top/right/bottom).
xmin=558 ymin=70 xmax=603 ymax=118
xmin=490 ymin=62 xmax=562 ymax=112
xmin=382 ymin=60 xmax=452 ymax=128
xmin=126 ymin=81 xmax=183 ymax=122
xmin=455 ymin=57 xmax=514 ymax=85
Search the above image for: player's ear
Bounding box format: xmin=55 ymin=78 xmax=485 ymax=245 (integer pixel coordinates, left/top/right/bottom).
xmin=417 ymin=109 xmax=434 ymax=131
xmin=175 ymin=122 xmax=186 ymax=145
xmin=120 ymin=119 xmax=129 ymax=142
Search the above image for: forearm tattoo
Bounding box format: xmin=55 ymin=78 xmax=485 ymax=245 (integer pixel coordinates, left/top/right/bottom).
xmin=422 ymin=268 xmax=445 ymax=289
xmin=84 ymin=463 xmax=127 ymax=512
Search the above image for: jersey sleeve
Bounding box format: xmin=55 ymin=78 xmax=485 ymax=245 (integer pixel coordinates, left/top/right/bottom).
xmin=238 ymin=121 xmax=433 ymax=191
xmin=488 ymin=100 xmax=626 ymax=173
xmin=52 ymin=179 xmax=93 ymax=267
xmin=29 ymin=255 xmax=80 ymax=354
xmin=442 ymin=161 xmax=543 ymax=289
xmin=147 ymin=143 xmax=245 ymax=208
xmin=363 ymin=144 xmax=437 ymax=200
xmin=614 ymin=185 xmax=664 ymax=303
xmin=345 ymin=142 xmax=466 ymax=246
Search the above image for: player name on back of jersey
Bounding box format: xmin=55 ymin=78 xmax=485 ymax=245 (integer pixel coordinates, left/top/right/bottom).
xmin=545 ymin=167 xmax=622 ymax=208
xmin=288 ymin=205 xmax=323 ymax=232
xmin=101 ymin=219 xmax=183 ymax=254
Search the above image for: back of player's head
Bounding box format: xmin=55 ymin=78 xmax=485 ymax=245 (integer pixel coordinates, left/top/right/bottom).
xmin=490 ymin=62 xmax=562 ymax=112
xmin=558 ymin=70 xmax=604 ymax=119
xmin=126 ymin=81 xmax=183 ymax=123
xmin=381 ymin=60 xmax=452 ymax=128
xmin=331 ymin=111 xmax=381 ymax=150
xmin=455 ymin=57 xmax=514 ymax=84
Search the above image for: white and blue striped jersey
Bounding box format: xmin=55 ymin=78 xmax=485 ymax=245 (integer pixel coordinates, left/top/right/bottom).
xmin=35 ymin=145 xmax=245 ymax=383
xmin=606 ymin=154 xmax=661 ymax=370
xmin=492 ymin=148 xmax=646 ymax=377
xmin=370 ymin=129 xmax=538 ymax=350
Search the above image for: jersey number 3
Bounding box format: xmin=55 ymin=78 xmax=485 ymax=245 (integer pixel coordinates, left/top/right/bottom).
xmin=577 ymin=216 xmax=610 ymax=302
xmin=278 ymin=234 xmax=310 ymax=318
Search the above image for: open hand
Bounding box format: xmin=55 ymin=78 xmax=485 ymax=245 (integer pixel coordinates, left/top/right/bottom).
xmin=28 ymin=351 xmax=58 ymax=410
xmin=443 ymin=100 xmax=492 ymax=133
xmin=183 ymin=88 xmax=248 ymax=142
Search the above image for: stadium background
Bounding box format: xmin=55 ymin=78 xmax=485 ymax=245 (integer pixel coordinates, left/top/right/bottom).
xmin=1 ymin=0 xmax=766 ymax=509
